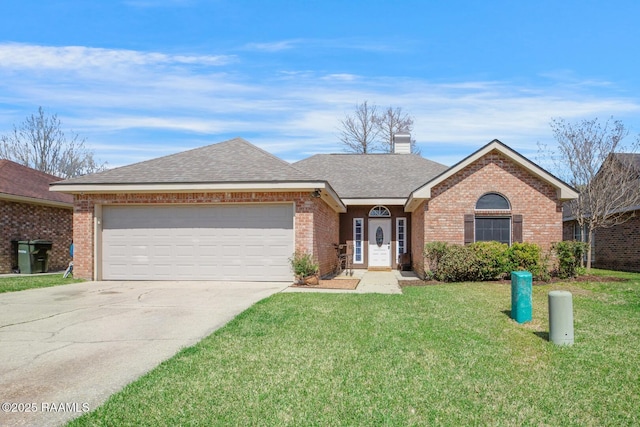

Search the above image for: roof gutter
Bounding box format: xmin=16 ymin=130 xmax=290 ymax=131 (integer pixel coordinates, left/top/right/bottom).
xmin=404 ymin=194 xmax=421 ymax=212
xmin=50 ymin=181 xmax=347 ymax=213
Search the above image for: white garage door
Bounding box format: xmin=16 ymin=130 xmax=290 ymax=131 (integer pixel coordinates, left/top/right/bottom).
xmin=101 ymin=204 xmax=294 ymax=281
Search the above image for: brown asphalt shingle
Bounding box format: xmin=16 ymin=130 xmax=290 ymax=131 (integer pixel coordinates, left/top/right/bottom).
xmin=293 ymin=153 xmax=449 ymax=199
xmin=54 ymin=137 xmax=317 ymax=185
xmin=53 ymin=137 xmax=450 ymax=201
xmin=0 ymin=159 xmax=72 ymax=205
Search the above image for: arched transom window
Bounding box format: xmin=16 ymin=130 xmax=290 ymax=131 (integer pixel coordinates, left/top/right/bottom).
xmin=369 ymin=205 xmax=391 ymax=217
xmin=474 ymin=193 xmax=511 ymax=244
xmin=476 ymin=192 xmax=510 ymax=210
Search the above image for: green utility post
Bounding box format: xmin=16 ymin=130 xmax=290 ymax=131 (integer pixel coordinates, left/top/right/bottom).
xmin=511 ymin=271 xmax=532 ymax=323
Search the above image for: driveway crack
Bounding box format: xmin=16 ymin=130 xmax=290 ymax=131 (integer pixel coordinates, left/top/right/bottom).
xmin=137 ymin=290 xmax=154 ymax=302
xmin=0 ymin=307 xmax=89 ymax=330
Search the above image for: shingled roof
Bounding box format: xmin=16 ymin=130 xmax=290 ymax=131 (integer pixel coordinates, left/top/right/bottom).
xmin=0 ymin=159 xmax=72 ymax=206
xmin=54 ymin=137 xmax=316 ymax=186
xmin=293 ymin=153 xmax=448 ymax=199
xmin=611 ymin=153 xmax=640 ymax=173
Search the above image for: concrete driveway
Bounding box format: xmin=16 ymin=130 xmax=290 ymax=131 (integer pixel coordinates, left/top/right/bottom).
xmin=0 ymin=280 xmax=288 ymax=427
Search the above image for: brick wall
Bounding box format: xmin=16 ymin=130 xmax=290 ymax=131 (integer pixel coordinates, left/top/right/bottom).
xmin=593 ymin=213 xmax=639 ymax=272
xmin=73 ymin=199 xmax=95 ymax=279
xmin=564 ymin=214 xmax=639 ymax=272
xmin=0 ymin=200 xmax=73 ymax=273
xmin=295 ymin=197 xmax=340 ymax=275
xmin=412 ymin=150 xmax=564 ymax=276
xmin=72 ymin=191 xmax=339 ymax=280
xmin=411 ymin=201 xmax=426 ymax=275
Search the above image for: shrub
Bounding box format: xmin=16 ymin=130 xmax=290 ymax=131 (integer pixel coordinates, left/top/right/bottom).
xmin=506 ymin=242 xmax=548 ymax=280
xmin=470 ymin=241 xmax=510 ymax=281
xmin=423 ymin=241 xmax=449 ymax=278
xmin=436 ymin=244 xmax=479 ymax=282
xmin=424 ymin=241 xmax=551 ymax=283
xmin=553 ymin=241 xmax=588 ymax=278
xmin=288 ymin=251 xmax=319 ymax=278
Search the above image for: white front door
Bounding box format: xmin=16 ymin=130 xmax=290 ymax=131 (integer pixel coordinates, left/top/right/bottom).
xmin=368 ymin=218 xmax=391 ymax=268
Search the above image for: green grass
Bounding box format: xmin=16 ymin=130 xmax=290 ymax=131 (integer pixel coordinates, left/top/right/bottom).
xmin=69 ymin=270 xmax=639 ymax=426
xmin=0 ymin=273 xmax=84 ymax=293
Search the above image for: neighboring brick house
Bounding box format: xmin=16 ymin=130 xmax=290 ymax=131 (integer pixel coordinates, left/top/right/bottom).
xmin=0 ymin=160 xmax=74 ymax=273
xmin=51 ymin=137 xmax=577 ymax=281
xmin=563 ymin=153 xmax=640 ymax=272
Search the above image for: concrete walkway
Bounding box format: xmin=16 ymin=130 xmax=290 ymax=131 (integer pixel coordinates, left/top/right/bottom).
xmin=283 ymin=269 xmax=420 ymax=294
xmin=355 ymin=270 xmax=403 ymax=294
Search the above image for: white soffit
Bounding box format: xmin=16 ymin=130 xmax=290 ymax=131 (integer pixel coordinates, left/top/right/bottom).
xmin=341 ymin=198 xmax=407 ymax=206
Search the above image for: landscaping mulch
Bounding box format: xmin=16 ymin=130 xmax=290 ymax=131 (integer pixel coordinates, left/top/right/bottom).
xmin=292 ymin=278 xmax=360 ymax=290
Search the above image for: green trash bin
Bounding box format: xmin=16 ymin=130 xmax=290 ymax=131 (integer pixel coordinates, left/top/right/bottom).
xmin=17 ymin=240 xmax=53 ymax=274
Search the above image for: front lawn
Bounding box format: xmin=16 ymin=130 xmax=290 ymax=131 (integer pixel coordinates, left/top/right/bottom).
xmin=69 ymin=270 xmax=639 ymax=426
xmin=0 ymin=273 xmax=84 ymax=293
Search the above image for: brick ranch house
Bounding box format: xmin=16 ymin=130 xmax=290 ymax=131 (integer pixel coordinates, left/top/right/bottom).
xmin=0 ymin=160 xmax=74 ymax=273
xmin=563 ymin=153 xmax=640 ymax=272
xmin=50 ymin=136 xmax=578 ymax=281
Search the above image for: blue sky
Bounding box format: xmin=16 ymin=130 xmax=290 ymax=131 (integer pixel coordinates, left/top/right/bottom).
xmin=1 ymin=0 xmax=639 ymax=169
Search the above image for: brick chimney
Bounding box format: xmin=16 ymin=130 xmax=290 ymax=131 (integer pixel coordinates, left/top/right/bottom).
xmin=393 ymin=132 xmax=411 ymax=154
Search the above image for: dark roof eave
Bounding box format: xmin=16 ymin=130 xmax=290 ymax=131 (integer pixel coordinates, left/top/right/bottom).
xmin=0 ymin=192 xmax=74 ymax=209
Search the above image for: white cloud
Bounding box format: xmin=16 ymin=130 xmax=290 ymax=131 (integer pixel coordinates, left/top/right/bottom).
xmin=0 ymin=43 xmax=234 ymax=71
xmin=321 ymin=74 xmax=360 ymax=82
xmin=1 ymin=42 xmax=639 ymax=168
xmin=243 ymin=37 xmax=403 ymax=54
xmin=243 ymin=40 xmax=300 ymax=52
xmin=80 ymin=115 xmax=248 ymax=134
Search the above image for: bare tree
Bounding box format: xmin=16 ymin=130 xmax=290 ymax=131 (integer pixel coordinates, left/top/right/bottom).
xmin=0 ymin=107 xmax=107 ymax=178
xmin=338 ymin=101 xmax=381 ymax=153
xmin=543 ymin=117 xmax=640 ymax=270
xmin=339 ymin=102 xmax=422 ymax=154
xmin=376 ymin=106 xmax=420 ymax=154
